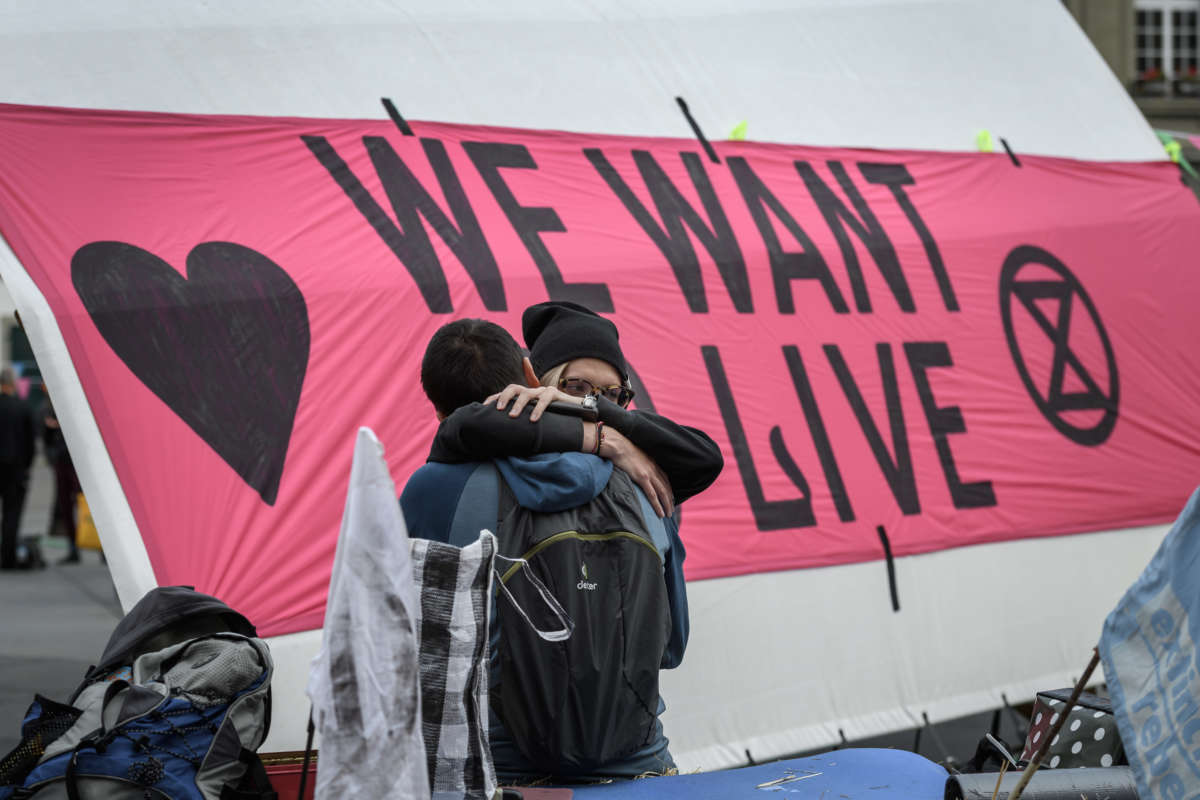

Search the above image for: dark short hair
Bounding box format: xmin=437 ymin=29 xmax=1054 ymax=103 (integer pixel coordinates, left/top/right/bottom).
xmin=421 ymin=319 xmax=525 ymax=417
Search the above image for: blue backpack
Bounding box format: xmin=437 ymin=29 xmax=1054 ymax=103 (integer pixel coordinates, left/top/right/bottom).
xmin=0 ymin=587 xmax=276 ymax=800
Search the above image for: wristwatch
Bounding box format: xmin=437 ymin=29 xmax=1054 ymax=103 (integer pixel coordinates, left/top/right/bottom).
xmin=579 ymin=394 xmax=599 ymax=416
xmin=545 ymin=397 xmax=599 ymax=422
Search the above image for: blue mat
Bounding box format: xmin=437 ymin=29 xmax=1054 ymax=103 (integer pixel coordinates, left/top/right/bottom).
xmin=569 ymin=748 xmax=947 ymax=799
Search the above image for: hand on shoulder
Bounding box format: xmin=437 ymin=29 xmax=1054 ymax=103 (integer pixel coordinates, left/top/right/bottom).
xmin=485 ymin=383 xmax=582 ymax=422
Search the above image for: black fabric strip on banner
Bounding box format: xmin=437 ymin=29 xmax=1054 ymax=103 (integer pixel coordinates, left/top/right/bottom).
xmin=1000 ymin=137 xmax=1022 ymax=167
xmin=675 ymin=96 xmax=720 ymax=164
xmin=381 ymin=97 xmax=415 ymax=136
xmin=876 ymin=525 xmax=900 ymax=612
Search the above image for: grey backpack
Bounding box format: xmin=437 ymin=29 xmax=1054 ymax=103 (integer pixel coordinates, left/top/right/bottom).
xmin=0 ymin=587 xmax=275 ymax=800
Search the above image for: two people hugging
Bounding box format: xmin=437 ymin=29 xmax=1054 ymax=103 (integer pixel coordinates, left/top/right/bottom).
xmin=400 ymin=301 xmax=723 ymax=784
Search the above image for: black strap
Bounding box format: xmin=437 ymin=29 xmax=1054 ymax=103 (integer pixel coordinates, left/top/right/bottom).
xmin=213 ymin=749 xmax=276 ymax=800
xmin=65 ymin=749 xmax=82 ymax=800
xmin=381 ymin=97 xmax=414 ymax=137
xmin=495 ymin=466 xmax=516 ymax=534
xmin=675 ymin=96 xmax=720 ymax=164
xmin=219 ymin=748 xmax=278 ymax=800
xmin=297 ymin=708 xmax=315 ymax=800
xmin=96 ymin=679 xmax=132 ymax=734
xmin=1000 ymin=137 xmax=1022 ymax=167
xmin=876 ymin=525 xmax=900 ymax=612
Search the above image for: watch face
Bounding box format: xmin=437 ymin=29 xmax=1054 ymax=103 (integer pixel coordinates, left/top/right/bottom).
xmin=581 ymin=394 xmax=598 ymax=410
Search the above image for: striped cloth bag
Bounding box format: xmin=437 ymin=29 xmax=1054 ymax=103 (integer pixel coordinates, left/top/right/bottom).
xmin=409 ymin=533 xmax=500 ymax=800
xmin=410 ymin=532 xmax=572 ymax=799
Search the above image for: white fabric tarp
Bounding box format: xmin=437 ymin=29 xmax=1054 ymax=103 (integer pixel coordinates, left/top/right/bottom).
xmin=0 ymin=0 xmax=1161 ymax=160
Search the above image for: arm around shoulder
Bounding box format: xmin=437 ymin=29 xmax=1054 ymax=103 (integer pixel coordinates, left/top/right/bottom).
xmin=428 ymin=402 xmax=583 ymax=463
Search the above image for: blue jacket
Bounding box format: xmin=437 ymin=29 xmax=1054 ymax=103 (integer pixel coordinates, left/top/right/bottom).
xmin=401 ymin=453 xmax=688 ymax=779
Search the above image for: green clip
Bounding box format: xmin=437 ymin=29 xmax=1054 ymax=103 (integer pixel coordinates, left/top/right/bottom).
xmin=1164 ymin=138 xmax=1183 ymax=163
xmin=976 ymin=130 xmax=995 ymax=153
xmin=729 ymin=120 xmax=748 ymax=141
xmin=1159 ymin=132 xmax=1199 ymax=179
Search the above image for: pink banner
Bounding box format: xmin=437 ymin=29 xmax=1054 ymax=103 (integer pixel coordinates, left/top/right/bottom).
xmin=1 ymin=103 xmax=1198 ymax=637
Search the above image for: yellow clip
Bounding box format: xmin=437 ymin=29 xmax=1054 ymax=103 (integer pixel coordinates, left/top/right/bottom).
xmin=1161 ymin=137 xmax=1199 ymax=179
xmin=976 ymin=130 xmax=995 ymax=153
xmin=1164 ymin=138 xmax=1183 ymax=163
xmin=729 ymin=120 xmax=748 ymax=141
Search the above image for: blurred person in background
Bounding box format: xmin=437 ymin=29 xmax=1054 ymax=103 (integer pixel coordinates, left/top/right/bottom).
xmin=42 ymin=394 xmax=80 ymax=564
xmin=0 ymin=366 xmax=34 ymax=570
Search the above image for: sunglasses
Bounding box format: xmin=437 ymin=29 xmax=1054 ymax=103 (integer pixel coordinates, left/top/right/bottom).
xmin=558 ymin=377 xmax=636 ymax=408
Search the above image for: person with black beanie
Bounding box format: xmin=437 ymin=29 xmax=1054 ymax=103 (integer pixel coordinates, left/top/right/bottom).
xmin=430 ymin=301 xmax=723 ymax=508
xmin=412 ymin=301 xmax=723 ymax=782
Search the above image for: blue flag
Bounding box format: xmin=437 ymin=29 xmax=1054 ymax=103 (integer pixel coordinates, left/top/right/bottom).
xmin=1099 ymin=488 xmax=1200 ymax=800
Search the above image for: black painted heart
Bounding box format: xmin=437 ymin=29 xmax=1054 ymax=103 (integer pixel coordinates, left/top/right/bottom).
xmin=72 ymin=241 xmax=310 ymax=505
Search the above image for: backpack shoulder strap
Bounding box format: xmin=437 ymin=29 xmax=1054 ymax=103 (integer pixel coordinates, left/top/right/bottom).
xmin=441 ymin=462 xmax=503 ymax=548
xmin=494 ymin=462 xmax=516 ymax=533
xmin=219 ymin=748 xmax=278 ymax=800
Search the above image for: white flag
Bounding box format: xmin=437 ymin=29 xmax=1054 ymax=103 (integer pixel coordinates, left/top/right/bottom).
xmin=307 ymin=427 xmax=429 ymax=799
xmin=1100 ymin=487 xmax=1200 ymax=800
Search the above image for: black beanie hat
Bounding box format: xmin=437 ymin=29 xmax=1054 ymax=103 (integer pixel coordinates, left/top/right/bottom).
xmin=522 ymin=301 xmax=628 ymax=382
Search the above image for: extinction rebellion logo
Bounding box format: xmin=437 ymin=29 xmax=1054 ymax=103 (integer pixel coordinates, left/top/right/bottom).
xmin=1000 ymin=246 xmax=1119 ymax=446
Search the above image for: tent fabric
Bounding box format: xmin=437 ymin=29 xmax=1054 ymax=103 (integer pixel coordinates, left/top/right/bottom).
xmin=0 ymin=1 xmax=1163 ymax=162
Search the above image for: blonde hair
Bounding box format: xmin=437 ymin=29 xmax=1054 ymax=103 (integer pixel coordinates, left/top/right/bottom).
xmin=539 ymin=363 xmax=568 ymax=389
xmin=539 ymin=361 xmax=631 ymax=391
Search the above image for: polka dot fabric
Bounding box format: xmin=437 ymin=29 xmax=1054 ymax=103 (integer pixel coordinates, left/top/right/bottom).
xmin=1019 ymin=690 xmax=1126 ymax=768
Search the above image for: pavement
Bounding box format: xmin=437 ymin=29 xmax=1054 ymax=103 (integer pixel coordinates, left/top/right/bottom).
xmin=0 ymin=456 xmax=122 ymax=756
